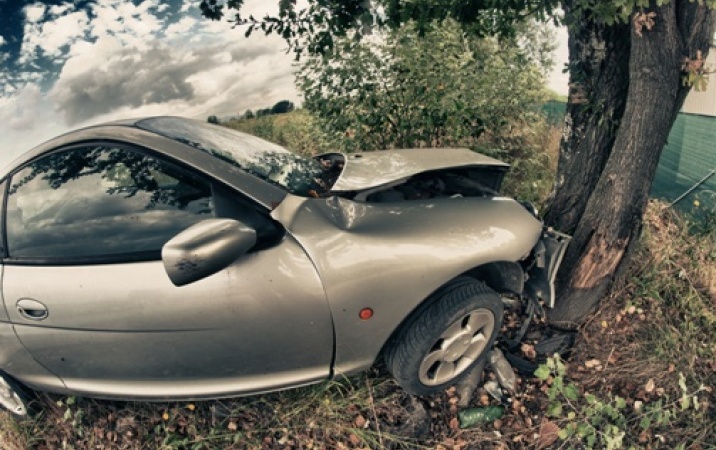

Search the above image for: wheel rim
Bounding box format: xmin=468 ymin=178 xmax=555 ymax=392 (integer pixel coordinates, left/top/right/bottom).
xmin=0 ymin=376 xmax=28 ymax=417
xmin=418 ymin=308 xmax=495 ymax=386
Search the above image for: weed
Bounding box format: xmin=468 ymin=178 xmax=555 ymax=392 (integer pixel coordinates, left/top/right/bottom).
xmin=535 ymin=355 xmax=710 ymax=450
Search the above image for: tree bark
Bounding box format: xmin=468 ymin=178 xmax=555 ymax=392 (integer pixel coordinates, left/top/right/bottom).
xmin=547 ymin=1 xmax=714 ymax=328
xmin=543 ymin=1 xmax=631 ymax=235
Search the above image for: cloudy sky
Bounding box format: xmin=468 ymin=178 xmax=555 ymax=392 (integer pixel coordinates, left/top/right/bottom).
xmin=0 ymin=0 xmax=568 ymax=168
xmin=0 ymin=0 xmax=306 ymax=167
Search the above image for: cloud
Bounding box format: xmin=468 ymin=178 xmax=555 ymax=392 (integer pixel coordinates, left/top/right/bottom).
xmin=0 ymin=35 xmax=6 ymax=47
xmin=0 ymin=83 xmax=67 ymax=168
xmin=164 ymin=16 xmax=196 ymax=38
xmin=88 ymin=0 xmax=164 ymax=49
xmin=23 ymin=3 xmax=46 ymax=23
xmin=20 ymin=10 xmax=89 ymax=61
xmin=51 ymin=34 xmax=298 ymax=125
xmin=0 ymin=83 xmax=43 ymax=130
xmin=1 ymin=0 xmax=301 ymax=164
xmin=48 ymin=4 xmax=72 ymax=17
xmin=51 ymin=40 xmax=198 ymax=124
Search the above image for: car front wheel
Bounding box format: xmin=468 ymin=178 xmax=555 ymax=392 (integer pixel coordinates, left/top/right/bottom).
xmin=386 ymin=279 xmax=503 ymax=395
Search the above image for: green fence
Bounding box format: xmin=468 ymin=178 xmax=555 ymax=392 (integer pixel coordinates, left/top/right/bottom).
xmin=543 ymin=101 xmax=567 ymax=126
xmin=542 ymin=103 xmax=715 ymax=219
xmin=651 ymin=113 xmax=716 ymax=218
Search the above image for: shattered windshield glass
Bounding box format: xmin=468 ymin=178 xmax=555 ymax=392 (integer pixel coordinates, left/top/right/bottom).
xmin=137 ymin=117 xmax=325 ymax=196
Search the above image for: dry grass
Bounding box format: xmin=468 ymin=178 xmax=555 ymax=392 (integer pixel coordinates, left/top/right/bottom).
xmin=567 ymin=201 xmax=715 ymax=449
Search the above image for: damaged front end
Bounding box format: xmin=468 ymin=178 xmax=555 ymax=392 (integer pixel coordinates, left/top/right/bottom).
xmin=524 ymin=229 xmax=572 ymax=309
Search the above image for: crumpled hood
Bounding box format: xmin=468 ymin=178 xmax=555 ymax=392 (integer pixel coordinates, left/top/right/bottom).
xmin=327 ymin=148 xmax=509 ymax=192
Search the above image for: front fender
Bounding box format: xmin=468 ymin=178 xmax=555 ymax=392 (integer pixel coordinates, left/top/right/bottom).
xmin=272 ymin=195 xmax=543 ymax=375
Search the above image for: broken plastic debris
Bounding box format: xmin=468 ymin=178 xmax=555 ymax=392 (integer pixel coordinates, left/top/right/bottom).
xmin=534 ymin=333 xmax=576 ymax=358
xmin=456 ymin=359 xmax=486 ymax=408
xmin=489 ymin=348 xmax=517 ymax=392
xmin=483 ymin=380 xmax=503 ymax=402
xmin=458 ymin=405 xmax=505 ymax=428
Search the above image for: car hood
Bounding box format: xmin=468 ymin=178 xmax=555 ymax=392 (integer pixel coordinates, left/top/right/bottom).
xmin=326 ymin=148 xmax=509 ymax=192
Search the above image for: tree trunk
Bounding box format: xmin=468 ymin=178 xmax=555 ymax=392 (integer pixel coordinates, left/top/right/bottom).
xmin=547 ymin=1 xmax=714 ymax=328
xmin=543 ymin=1 xmax=630 ymax=235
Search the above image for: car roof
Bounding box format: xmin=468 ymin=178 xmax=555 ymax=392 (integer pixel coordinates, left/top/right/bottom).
xmin=0 ymin=117 xmax=288 ymax=209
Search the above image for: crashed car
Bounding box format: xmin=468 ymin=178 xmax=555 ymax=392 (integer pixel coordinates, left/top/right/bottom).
xmin=0 ymin=116 xmax=569 ymax=417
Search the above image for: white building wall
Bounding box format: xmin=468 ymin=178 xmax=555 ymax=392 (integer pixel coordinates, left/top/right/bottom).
xmin=681 ymin=42 xmax=716 ymax=117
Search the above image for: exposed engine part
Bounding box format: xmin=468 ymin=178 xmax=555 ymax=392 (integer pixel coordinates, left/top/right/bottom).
xmin=311 ymin=153 xmax=344 ymax=196
xmin=314 ymin=152 xmax=507 ymax=202
xmin=361 ymin=169 xmax=504 ymax=203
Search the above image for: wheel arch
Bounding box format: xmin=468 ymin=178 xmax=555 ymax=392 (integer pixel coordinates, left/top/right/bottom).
xmin=377 ymin=261 xmax=522 ymax=363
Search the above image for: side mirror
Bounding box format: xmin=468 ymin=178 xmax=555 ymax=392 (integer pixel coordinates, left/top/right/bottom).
xmin=162 ymin=218 xmax=257 ymax=286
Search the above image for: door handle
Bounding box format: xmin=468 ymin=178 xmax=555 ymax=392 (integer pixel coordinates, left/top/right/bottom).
xmin=16 ymin=298 xmax=49 ymax=321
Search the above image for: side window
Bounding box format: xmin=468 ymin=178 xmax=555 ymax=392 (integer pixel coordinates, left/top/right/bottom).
xmin=5 ymin=145 xmax=214 ymax=261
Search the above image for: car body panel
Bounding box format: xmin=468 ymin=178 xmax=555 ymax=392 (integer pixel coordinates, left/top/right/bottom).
xmin=0 ymin=324 xmax=63 ymax=391
xmin=272 ymin=194 xmax=543 ymax=375
xmin=3 ymin=235 xmax=334 ymax=399
xmin=328 ymin=148 xmax=509 ymax=192
xmin=0 ymin=267 xmax=7 ymax=324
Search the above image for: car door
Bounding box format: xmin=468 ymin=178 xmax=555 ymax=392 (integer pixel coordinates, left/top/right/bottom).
xmin=1 ymin=143 xmax=333 ymax=399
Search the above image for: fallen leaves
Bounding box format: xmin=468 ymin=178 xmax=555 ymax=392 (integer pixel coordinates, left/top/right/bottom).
xmin=521 ymin=343 xmax=537 ymax=360
xmin=632 ymin=10 xmax=657 ymax=36
xmin=537 ymin=420 xmax=560 ymax=449
xmin=584 ymin=359 xmax=603 ymax=370
xmin=645 ymin=378 xmax=655 ymax=393
xmin=353 ymin=414 xmax=368 ymax=429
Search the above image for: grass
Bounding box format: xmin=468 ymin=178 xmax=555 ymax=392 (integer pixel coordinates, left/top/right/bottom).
xmin=0 ymin=373 xmax=430 ymax=449
xmin=563 ymin=201 xmax=715 ymax=449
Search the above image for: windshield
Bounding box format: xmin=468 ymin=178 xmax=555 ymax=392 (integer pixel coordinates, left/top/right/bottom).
xmin=137 ymin=117 xmax=325 ymax=196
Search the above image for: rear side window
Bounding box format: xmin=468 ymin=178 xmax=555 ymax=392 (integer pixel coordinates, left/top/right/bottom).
xmin=5 ymin=145 xmax=214 ymax=262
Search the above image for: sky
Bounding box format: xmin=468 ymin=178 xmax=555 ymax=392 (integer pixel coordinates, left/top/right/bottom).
xmin=0 ymin=0 xmax=569 ymax=168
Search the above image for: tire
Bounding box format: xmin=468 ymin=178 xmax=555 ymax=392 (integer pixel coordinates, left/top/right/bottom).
xmin=385 ymin=280 xmax=503 ymax=395
xmin=0 ymin=372 xmax=35 ymax=419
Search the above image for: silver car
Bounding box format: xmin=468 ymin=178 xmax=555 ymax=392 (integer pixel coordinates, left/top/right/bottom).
xmin=0 ymin=117 xmax=568 ymax=418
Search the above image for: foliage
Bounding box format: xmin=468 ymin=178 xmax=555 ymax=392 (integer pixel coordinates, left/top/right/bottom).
xmin=270 ymin=100 xmax=295 ymax=115
xmin=207 ymin=115 xmax=219 ymax=124
xmin=297 ymin=20 xmax=553 ymax=154
xmin=2 ymin=376 xmax=426 ymax=449
xmin=535 ymin=355 xmax=710 ymax=450
xmin=476 ymin=122 xmax=560 ymax=207
xmin=223 ymin=109 xmax=335 ymax=156
xmin=198 ymin=0 xmax=562 ymax=58
xmin=232 ymin=100 xmax=297 ymax=121
xmin=633 ymin=203 xmax=716 ymax=364
xmin=197 ymin=0 xmax=716 ymax=60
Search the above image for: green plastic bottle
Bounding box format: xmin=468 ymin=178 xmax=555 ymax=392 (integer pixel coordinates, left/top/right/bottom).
xmin=457 ymin=406 xmax=505 ymax=428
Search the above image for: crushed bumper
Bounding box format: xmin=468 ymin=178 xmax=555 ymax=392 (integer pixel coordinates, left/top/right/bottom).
xmin=525 ymin=229 xmax=572 ymax=308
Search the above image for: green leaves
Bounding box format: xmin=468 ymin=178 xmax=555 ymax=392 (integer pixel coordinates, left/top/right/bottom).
xmin=297 ymin=20 xmax=551 ymax=153
xmin=534 ymin=364 xmax=551 ymax=380
xmin=535 ymin=355 xmax=711 ymax=450
xmin=197 ymin=0 xmax=564 ymax=58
